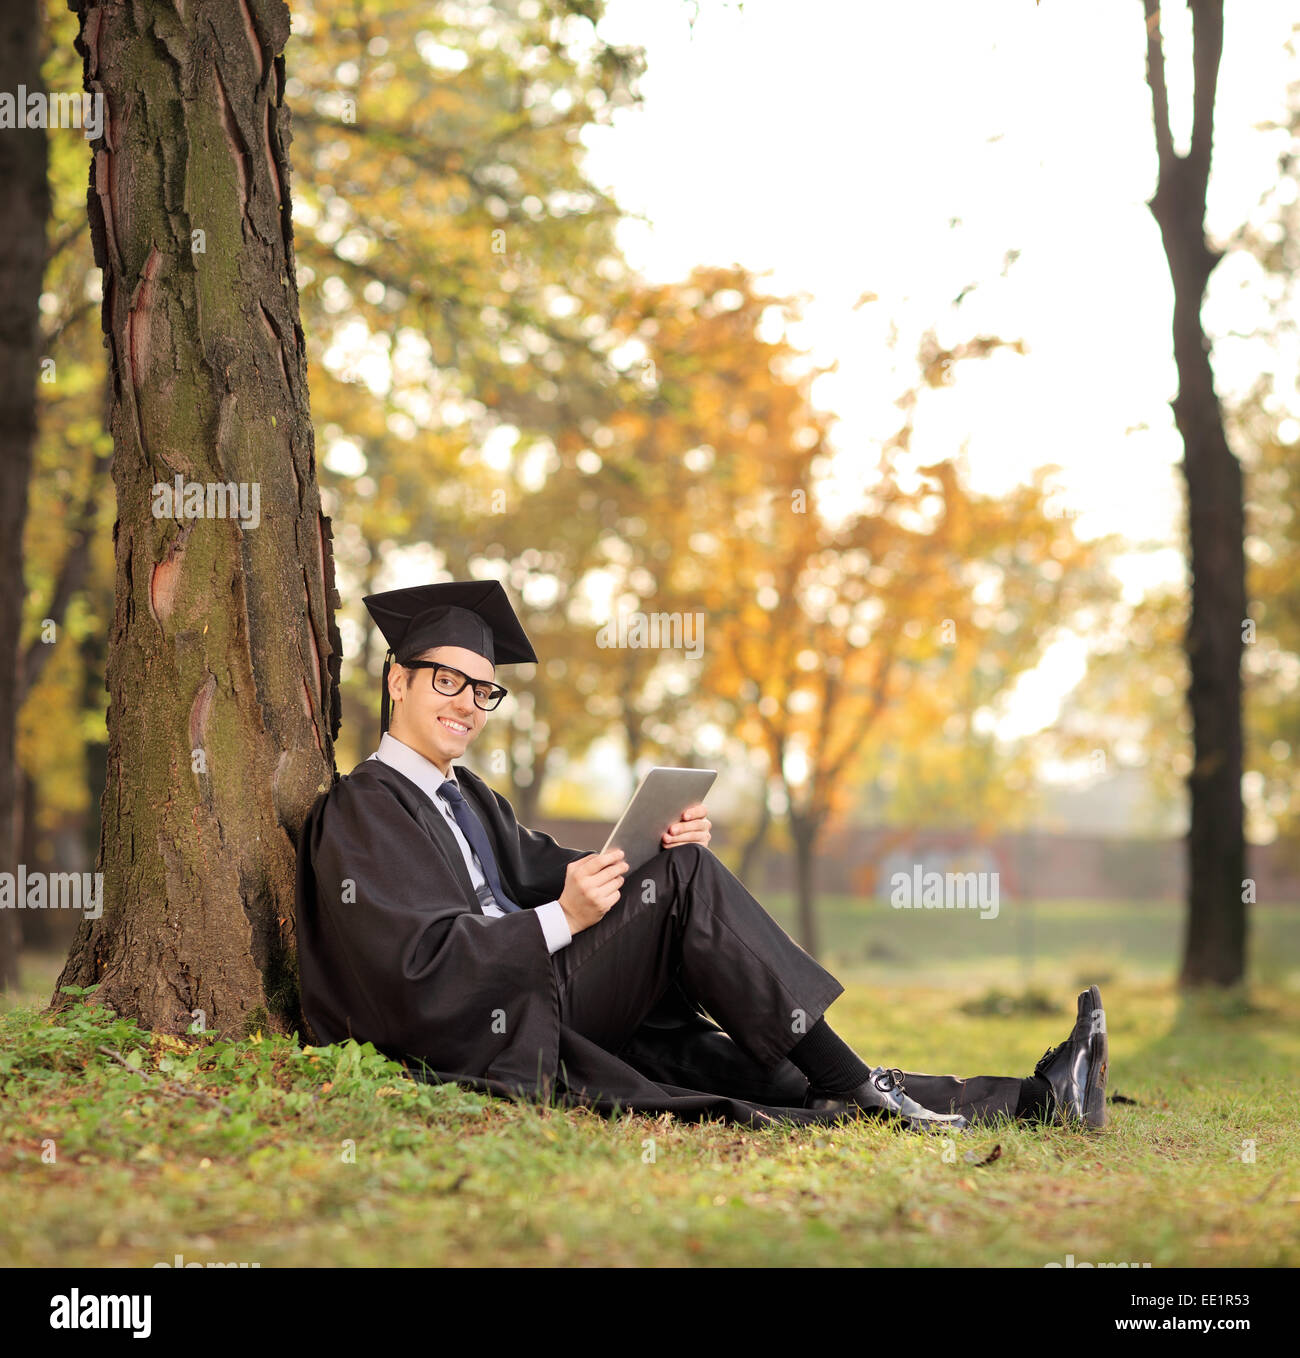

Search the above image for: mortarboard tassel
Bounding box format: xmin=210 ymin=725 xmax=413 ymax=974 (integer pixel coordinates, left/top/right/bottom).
xmin=380 ymin=649 xmax=393 ymax=735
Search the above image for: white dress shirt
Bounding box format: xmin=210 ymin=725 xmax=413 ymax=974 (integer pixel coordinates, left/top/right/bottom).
xmin=370 ymin=732 xmax=572 ymax=954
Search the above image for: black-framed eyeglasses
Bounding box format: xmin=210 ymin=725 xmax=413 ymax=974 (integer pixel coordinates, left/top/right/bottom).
xmin=400 ymin=661 xmax=508 ymax=711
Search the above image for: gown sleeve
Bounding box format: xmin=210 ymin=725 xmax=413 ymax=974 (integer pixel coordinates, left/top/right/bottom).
xmin=295 ymin=772 xmax=565 ymax=1086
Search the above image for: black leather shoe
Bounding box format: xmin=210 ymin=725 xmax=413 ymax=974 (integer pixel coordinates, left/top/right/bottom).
xmin=1035 ymin=984 xmax=1108 ymax=1129
xmin=805 ymin=1066 xmax=969 ymax=1134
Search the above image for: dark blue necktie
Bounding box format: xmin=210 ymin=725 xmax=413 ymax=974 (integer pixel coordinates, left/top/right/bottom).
xmin=436 ymin=780 xmax=522 ymax=913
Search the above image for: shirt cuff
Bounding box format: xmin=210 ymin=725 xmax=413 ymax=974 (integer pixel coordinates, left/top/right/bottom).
xmin=533 ymin=899 xmax=572 ymax=954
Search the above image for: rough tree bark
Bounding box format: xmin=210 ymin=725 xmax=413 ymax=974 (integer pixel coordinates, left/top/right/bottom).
xmin=0 ymin=0 xmax=51 ymax=991
xmin=1142 ymin=0 xmax=1247 ymax=987
xmin=54 ymin=0 xmax=342 ymax=1036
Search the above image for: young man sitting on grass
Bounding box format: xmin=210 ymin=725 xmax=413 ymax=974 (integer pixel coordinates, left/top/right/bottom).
xmin=296 ymin=579 xmax=1110 ymax=1134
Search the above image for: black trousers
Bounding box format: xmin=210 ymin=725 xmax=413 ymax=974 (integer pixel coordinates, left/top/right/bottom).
xmin=553 ymin=843 xmax=1028 ymax=1124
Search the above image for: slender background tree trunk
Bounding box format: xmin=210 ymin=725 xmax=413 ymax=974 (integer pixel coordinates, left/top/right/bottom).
xmin=1142 ymin=0 xmax=1247 ymax=987
xmin=736 ymin=792 xmax=771 ymax=889
xmin=0 ymin=0 xmax=51 ymax=991
xmin=55 ymin=0 xmax=342 ymax=1036
xmin=790 ymin=814 xmax=818 ymax=959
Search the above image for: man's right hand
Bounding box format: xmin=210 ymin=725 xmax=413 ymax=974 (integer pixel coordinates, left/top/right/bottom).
xmin=558 ymin=849 xmax=628 ymax=935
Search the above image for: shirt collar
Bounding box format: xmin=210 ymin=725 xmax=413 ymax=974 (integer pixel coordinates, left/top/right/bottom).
xmin=371 ymin=731 xmax=457 ymax=806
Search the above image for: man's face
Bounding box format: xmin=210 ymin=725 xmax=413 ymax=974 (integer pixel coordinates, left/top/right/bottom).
xmin=389 ymin=644 xmax=492 ymax=770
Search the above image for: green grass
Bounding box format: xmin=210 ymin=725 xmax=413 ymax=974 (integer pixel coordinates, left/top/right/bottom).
xmin=764 ymin=896 xmax=1300 ymax=991
xmin=2 ymin=904 xmax=1298 ymax=1268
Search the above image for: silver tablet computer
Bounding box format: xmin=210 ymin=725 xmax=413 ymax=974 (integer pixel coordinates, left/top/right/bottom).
xmin=601 ymin=767 xmax=718 ymax=872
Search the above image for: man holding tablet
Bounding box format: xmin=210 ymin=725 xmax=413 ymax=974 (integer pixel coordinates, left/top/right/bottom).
xmin=295 ymin=579 xmax=1107 ymax=1134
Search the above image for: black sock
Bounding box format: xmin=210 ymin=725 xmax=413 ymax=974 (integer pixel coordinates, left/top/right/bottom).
xmin=1015 ymin=1074 xmax=1056 ymax=1121
xmin=787 ymin=1017 xmax=871 ymax=1094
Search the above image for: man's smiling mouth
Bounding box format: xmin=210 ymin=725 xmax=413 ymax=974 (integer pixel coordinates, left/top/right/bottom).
xmin=438 ymin=716 xmax=470 ymax=733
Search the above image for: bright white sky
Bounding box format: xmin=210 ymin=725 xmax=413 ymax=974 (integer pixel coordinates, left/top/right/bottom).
xmin=578 ymin=0 xmax=1300 ymax=745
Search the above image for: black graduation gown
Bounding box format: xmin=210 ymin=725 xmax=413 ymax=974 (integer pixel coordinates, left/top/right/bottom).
xmin=294 ymin=756 xmax=845 ymax=1127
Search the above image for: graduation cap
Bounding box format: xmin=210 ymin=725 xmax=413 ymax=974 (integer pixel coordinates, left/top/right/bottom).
xmin=363 ymin=579 xmax=538 ymax=734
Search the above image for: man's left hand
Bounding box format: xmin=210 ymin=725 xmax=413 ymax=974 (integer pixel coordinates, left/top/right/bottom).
xmin=662 ymin=804 xmax=711 ymax=849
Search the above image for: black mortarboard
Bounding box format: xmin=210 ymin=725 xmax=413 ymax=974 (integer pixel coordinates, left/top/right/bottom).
xmin=363 ymin=580 xmax=538 ymax=734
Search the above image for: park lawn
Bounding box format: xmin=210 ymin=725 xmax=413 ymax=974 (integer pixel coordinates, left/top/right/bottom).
xmin=2 ymin=965 xmax=1296 ymax=1267
xmin=765 ymin=896 xmax=1300 ymax=992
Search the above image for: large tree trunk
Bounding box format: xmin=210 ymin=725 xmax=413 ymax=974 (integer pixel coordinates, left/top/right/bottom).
xmin=1142 ymin=0 xmax=1247 ymax=987
xmin=0 ymin=0 xmax=51 ymax=990
xmin=54 ymin=0 xmax=342 ymax=1037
